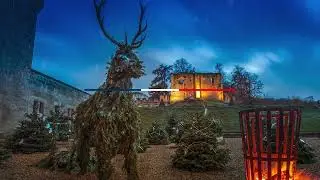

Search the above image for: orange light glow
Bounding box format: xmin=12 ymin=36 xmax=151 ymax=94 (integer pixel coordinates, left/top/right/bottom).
xmin=245 ymin=154 xmax=313 ymax=180
xmin=195 ymin=81 xmax=201 ymax=98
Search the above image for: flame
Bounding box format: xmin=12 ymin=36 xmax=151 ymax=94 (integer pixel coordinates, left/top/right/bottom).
xmin=251 ymin=161 xmax=313 ymax=180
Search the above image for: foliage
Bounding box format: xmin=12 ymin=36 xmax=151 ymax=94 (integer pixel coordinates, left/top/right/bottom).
xmin=46 ymin=106 xmax=73 ymax=141
xmin=263 ymin=123 xmax=317 ymax=164
xmin=230 ymin=65 xmax=263 ymax=104
xmin=6 ymin=111 xmax=53 ymax=153
xmin=146 ymin=121 xmax=168 ymax=145
xmin=149 ymin=64 xmax=172 ymax=100
xmin=172 ymin=58 xmax=195 ymax=73
xmin=172 ymin=112 xmax=230 ymax=172
xmin=38 ymin=150 xmax=96 ymax=173
xmin=165 ymin=114 xmax=183 ymax=143
xmin=136 ymin=134 xmax=150 ymax=153
xmin=214 ymin=63 xmax=229 ymax=86
xmin=297 ymin=139 xmax=317 ymax=164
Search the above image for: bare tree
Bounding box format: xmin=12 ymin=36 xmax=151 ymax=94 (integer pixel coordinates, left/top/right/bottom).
xmin=173 ymin=58 xmax=195 ymax=73
xmin=231 ymin=65 xmax=263 ymax=104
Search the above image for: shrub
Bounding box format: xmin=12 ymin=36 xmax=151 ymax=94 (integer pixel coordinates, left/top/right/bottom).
xmin=136 ymin=134 xmax=150 ymax=153
xmin=46 ymin=106 xmax=73 ymax=141
xmin=297 ymin=139 xmax=317 ymax=164
xmin=38 ymin=150 xmax=96 ymax=173
xmin=146 ymin=121 xmax=168 ymax=145
xmin=263 ymin=123 xmax=317 ymax=164
xmin=165 ymin=114 xmax=183 ymax=143
xmin=6 ymin=112 xmax=53 ymax=153
xmin=172 ymin=112 xmax=230 ymax=172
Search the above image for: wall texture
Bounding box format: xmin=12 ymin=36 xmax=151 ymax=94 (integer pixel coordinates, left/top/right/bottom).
xmin=0 ymin=0 xmax=89 ymax=133
xmin=170 ymin=73 xmax=223 ymax=103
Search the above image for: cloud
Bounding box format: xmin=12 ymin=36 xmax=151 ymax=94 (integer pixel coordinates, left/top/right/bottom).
xmin=143 ymin=41 xmax=217 ymax=70
xmin=244 ymin=52 xmax=281 ymax=74
xmin=224 ymin=51 xmax=283 ymax=75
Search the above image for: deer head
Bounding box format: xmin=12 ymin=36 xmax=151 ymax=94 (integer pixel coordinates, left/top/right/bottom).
xmin=93 ymin=0 xmax=147 ymax=80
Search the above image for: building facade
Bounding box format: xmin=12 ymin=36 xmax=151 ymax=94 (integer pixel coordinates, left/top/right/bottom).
xmin=170 ymin=73 xmax=224 ymax=103
xmin=0 ymin=0 xmax=89 ymax=133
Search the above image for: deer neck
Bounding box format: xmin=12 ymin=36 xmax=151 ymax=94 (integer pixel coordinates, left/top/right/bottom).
xmin=106 ymin=62 xmax=133 ymax=90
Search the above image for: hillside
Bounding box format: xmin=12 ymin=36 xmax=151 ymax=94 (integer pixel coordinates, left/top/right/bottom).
xmin=138 ymin=100 xmax=320 ymax=133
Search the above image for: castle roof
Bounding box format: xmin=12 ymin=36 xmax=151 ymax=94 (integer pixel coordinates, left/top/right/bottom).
xmin=31 ymin=69 xmax=90 ymax=95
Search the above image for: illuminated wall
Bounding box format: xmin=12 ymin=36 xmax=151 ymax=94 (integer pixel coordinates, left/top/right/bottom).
xmin=170 ymin=73 xmax=223 ymax=103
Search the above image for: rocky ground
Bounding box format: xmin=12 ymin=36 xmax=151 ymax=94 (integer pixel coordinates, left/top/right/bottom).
xmin=0 ymin=138 xmax=319 ymax=180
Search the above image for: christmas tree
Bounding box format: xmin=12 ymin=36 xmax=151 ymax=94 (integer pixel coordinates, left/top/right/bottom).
xmin=6 ymin=107 xmax=53 ymax=153
xmin=46 ymin=106 xmax=72 ymax=141
xmin=297 ymin=139 xmax=317 ymax=164
xmin=172 ymin=112 xmax=230 ymax=172
xmin=263 ymin=123 xmax=317 ymax=164
xmin=165 ymin=114 xmax=183 ymax=143
xmin=146 ymin=121 xmax=168 ymax=145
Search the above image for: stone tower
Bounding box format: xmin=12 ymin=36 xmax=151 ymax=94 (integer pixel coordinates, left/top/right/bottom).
xmin=0 ymin=0 xmax=43 ymax=133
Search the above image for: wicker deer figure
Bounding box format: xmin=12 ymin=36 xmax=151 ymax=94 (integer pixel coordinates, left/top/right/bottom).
xmin=74 ymin=0 xmax=147 ymax=179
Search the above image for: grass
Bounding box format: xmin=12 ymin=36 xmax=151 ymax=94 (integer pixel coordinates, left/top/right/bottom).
xmin=138 ymin=101 xmax=320 ymax=133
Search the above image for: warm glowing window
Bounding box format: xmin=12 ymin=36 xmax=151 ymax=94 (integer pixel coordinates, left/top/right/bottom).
xmin=211 ymin=77 xmax=215 ymax=85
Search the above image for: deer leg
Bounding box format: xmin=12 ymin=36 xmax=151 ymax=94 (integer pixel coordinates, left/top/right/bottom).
xmin=96 ymin=146 xmax=113 ymax=180
xmin=77 ymin=130 xmax=91 ymax=174
xmin=95 ymin=128 xmax=114 ymax=180
xmin=123 ymin=136 xmax=139 ymax=180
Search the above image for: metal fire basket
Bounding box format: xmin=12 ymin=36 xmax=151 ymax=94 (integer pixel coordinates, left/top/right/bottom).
xmin=239 ymin=107 xmax=301 ymax=180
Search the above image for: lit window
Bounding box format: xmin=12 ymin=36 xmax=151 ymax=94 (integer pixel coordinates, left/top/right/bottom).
xmin=211 ymin=78 xmax=215 ymax=84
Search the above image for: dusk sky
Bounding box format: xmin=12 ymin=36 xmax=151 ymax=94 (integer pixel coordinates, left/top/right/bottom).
xmin=32 ymin=0 xmax=320 ymax=99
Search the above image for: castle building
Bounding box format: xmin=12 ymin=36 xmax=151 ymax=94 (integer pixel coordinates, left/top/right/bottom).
xmin=170 ymin=73 xmax=224 ymax=103
xmin=0 ymin=0 xmax=89 ymax=133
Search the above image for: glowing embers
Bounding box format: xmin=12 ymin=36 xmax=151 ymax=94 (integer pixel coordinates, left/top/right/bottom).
xmin=246 ymin=154 xmax=300 ymax=180
xmin=239 ymin=108 xmax=310 ymax=180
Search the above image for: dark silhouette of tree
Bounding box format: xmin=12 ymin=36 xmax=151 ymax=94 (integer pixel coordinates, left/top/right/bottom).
xmin=214 ymin=63 xmax=229 ymax=86
xmin=214 ymin=63 xmax=223 ymax=74
xmin=173 ymin=58 xmax=195 ymax=73
xmin=230 ymin=65 xmax=263 ymax=104
xmin=149 ymin=64 xmax=172 ymax=100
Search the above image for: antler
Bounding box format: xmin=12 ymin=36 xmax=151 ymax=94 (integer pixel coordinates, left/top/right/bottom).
xmin=93 ymin=0 xmax=121 ymax=47
xmin=130 ymin=1 xmax=148 ymax=49
xmin=93 ymin=0 xmax=148 ymax=49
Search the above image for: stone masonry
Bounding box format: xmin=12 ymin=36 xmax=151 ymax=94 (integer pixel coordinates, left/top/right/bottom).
xmin=0 ymin=0 xmax=89 ymax=133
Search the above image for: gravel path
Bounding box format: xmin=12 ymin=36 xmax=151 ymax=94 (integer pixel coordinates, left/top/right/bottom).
xmin=0 ymin=138 xmax=319 ymax=180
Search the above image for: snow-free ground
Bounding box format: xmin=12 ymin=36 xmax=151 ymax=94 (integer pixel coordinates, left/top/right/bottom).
xmin=0 ymin=138 xmax=319 ymax=180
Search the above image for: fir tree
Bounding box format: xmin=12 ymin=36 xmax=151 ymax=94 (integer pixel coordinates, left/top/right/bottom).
xmin=165 ymin=114 xmax=182 ymax=143
xmin=146 ymin=121 xmax=168 ymax=145
xmin=6 ymin=108 xmax=53 ymax=153
xmin=172 ymin=112 xmax=230 ymax=172
xmin=46 ymin=106 xmax=72 ymax=141
xmin=297 ymin=139 xmax=317 ymax=164
xmin=264 ymin=123 xmax=317 ymax=164
xmin=149 ymin=64 xmax=172 ymax=100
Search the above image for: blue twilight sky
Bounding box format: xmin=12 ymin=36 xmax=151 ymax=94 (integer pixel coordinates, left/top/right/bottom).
xmin=32 ymin=0 xmax=320 ymax=99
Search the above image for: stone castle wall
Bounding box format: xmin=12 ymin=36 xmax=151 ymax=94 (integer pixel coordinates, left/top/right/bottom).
xmin=170 ymin=73 xmax=223 ymax=103
xmin=0 ymin=0 xmax=89 ymax=133
xmin=28 ymin=70 xmax=90 ymax=116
